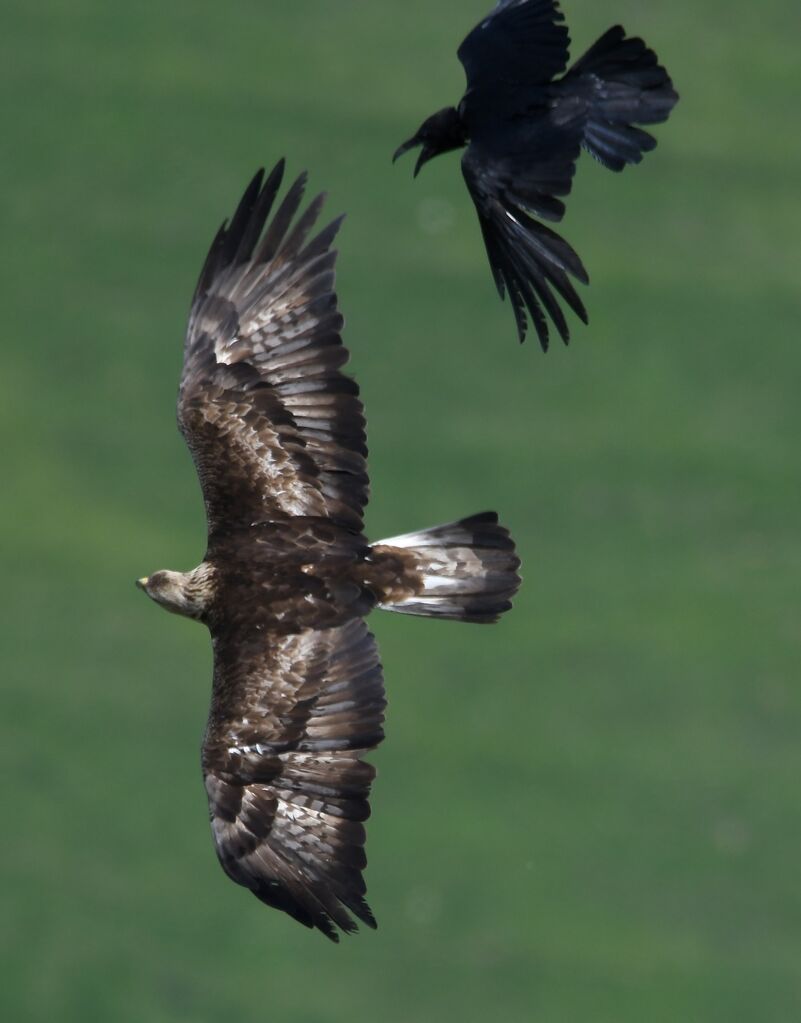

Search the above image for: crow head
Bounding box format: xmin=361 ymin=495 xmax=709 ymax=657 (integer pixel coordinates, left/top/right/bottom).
xmin=393 ymin=107 xmax=468 ymax=176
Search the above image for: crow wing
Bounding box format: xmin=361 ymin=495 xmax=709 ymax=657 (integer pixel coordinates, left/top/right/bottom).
xmin=461 ymin=137 xmax=588 ymax=349
xmin=458 ymin=0 xmax=570 ymax=118
xmin=203 ymin=619 xmax=385 ymax=941
xmin=178 ymin=162 xmax=368 ymax=535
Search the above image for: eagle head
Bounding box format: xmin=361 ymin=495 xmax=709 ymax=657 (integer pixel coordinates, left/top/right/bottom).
xmin=136 ymin=567 xmax=213 ymax=620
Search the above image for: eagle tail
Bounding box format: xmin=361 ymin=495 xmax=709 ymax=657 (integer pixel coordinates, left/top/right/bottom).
xmin=370 ymin=512 xmax=520 ymax=623
xmin=568 ymin=26 xmax=678 ymax=172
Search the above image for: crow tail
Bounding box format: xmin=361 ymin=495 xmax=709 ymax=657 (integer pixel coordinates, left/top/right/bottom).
xmin=568 ymin=26 xmax=678 ymax=172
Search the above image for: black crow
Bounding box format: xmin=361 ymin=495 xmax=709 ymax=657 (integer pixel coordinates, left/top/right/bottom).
xmin=393 ymin=0 xmax=678 ymax=349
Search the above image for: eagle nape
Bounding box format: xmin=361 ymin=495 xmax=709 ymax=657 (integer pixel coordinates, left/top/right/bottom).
xmin=393 ymin=0 xmax=679 ymax=350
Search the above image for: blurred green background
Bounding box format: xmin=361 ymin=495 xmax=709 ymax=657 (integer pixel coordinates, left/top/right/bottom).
xmin=3 ymin=1 xmax=800 ymax=1019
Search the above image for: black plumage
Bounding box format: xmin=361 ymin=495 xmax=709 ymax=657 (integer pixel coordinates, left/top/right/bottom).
xmin=393 ymin=0 xmax=678 ymax=349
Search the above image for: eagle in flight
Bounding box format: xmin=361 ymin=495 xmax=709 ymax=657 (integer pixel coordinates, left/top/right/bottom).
xmin=394 ymin=0 xmax=678 ymax=348
xmin=137 ymin=161 xmax=521 ymax=941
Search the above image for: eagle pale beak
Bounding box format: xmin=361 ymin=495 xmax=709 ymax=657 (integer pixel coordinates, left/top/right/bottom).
xmin=136 ymin=577 xmax=149 ymax=590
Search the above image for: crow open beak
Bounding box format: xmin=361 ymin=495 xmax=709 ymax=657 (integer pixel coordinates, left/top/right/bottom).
xmin=393 ymin=135 xmax=420 ymax=165
xmin=393 ymin=137 xmax=436 ymax=178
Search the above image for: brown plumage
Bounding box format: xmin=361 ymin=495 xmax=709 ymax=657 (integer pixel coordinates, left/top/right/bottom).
xmin=137 ymin=160 xmax=522 ymax=941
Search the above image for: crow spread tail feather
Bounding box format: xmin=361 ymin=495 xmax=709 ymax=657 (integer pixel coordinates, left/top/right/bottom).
xmin=370 ymin=512 xmax=521 ymax=623
xmin=566 ymin=26 xmax=679 ymax=172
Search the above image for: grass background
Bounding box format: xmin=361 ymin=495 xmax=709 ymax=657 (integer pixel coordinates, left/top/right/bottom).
xmin=2 ymin=1 xmax=800 ymax=1019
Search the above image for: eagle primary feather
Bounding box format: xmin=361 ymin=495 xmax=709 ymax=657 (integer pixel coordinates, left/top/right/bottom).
xmin=138 ymin=161 xmax=522 ymax=940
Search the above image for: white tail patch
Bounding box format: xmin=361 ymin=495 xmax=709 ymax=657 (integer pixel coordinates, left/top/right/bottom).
xmin=372 ymin=512 xmax=520 ymax=624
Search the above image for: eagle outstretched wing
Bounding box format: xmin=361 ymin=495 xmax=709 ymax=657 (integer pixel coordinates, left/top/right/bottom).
xmin=179 ymin=165 xmax=384 ymax=938
xmin=203 ymin=620 xmax=385 ymax=941
xmin=178 ymin=161 xmax=368 ymax=534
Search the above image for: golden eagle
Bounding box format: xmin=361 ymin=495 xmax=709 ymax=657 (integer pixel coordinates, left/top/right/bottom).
xmin=137 ymin=161 xmax=521 ymax=941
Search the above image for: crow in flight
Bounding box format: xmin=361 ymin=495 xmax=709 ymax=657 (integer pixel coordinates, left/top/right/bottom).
xmin=393 ymin=0 xmax=678 ymax=349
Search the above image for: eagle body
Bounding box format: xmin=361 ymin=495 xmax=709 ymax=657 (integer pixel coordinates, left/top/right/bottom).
xmin=138 ymin=161 xmax=521 ymax=940
xmin=206 ymin=521 xmax=373 ymax=633
xmin=155 ymin=519 xmax=427 ymax=635
xmin=394 ymin=0 xmax=679 ymax=348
